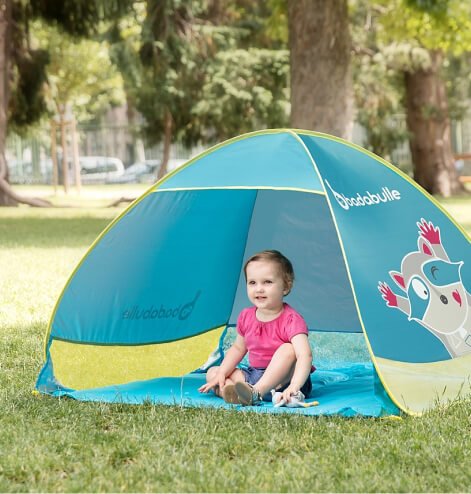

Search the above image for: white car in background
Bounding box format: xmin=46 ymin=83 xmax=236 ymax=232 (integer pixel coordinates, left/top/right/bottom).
xmin=106 ymin=158 xmax=188 ymax=184
xmin=80 ymin=156 xmax=125 ymax=184
xmin=106 ymin=160 xmax=160 ymax=184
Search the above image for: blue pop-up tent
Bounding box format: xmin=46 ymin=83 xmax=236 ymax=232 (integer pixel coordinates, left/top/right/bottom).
xmin=36 ymin=129 xmax=471 ymax=417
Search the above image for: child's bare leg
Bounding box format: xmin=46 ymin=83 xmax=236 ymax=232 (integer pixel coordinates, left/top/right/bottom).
xmin=253 ymin=343 xmax=296 ymax=397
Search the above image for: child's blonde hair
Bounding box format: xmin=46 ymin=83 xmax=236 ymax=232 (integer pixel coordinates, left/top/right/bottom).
xmin=244 ymin=250 xmax=295 ymax=294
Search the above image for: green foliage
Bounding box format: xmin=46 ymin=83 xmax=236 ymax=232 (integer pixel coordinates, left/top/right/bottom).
xmin=444 ymin=54 xmax=471 ymax=121
xmin=350 ymin=1 xmax=409 ymax=159
xmin=197 ymin=0 xmax=287 ymax=49
xmin=110 ymin=0 xmax=207 ymax=145
xmin=378 ymin=0 xmax=471 ymax=57
xmin=107 ymin=4 xmax=146 ymax=100
xmin=7 ymin=1 xmax=50 ymax=134
xmin=405 ymin=0 xmax=451 ymax=17
xmin=138 ymin=0 xmax=196 ymax=67
xmin=194 ymin=48 xmax=289 ymax=140
xmin=109 ymin=0 xmax=291 ymax=146
xmin=7 ymin=0 xmax=134 ymax=134
xmin=350 ymin=0 xmax=471 ymax=164
xmin=30 ymin=0 xmax=103 ymax=37
xmin=29 ymin=0 xmax=134 ymax=37
xmin=33 ymin=23 xmax=125 ymax=121
xmin=264 ymin=0 xmax=288 ymax=45
xmin=353 ymin=56 xmax=408 ymax=160
xmin=8 ymin=49 xmax=50 ymax=133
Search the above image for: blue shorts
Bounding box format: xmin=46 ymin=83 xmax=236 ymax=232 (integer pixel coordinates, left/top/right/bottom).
xmin=240 ymin=366 xmax=313 ymax=402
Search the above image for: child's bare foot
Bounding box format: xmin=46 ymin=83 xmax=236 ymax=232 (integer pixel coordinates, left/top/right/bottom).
xmin=221 ymin=384 xmax=241 ymax=404
xmin=235 ymin=382 xmax=262 ymax=406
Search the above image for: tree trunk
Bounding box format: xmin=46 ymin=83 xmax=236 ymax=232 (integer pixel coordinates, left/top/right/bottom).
xmin=0 ymin=0 xmax=16 ymax=206
xmin=59 ymin=111 xmax=69 ymax=194
xmin=157 ymin=108 xmax=173 ymax=181
xmin=287 ymin=0 xmax=353 ymax=139
xmin=0 ymin=0 xmax=51 ymax=207
xmin=71 ymin=116 xmax=81 ymax=194
xmin=126 ymin=96 xmax=146 ymax=163
xmin=50 ymin=120 xmax=59 ymax=193
xmin=404 ymin=50 xmax=463 ymax=197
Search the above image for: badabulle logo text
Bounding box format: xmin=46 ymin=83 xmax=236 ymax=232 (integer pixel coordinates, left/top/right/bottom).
xmin=324 ymin=179 xmax=401 ymax=211
xmin=122 ymin=291 xmax=201 ymax=322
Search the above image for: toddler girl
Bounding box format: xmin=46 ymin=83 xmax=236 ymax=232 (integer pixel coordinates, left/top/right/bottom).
xmin=199 ymin=250 xmax=313 ymax=406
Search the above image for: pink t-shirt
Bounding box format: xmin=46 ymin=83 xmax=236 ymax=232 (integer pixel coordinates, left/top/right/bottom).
xmin=237 ymin=303 xmax=309 ymax=368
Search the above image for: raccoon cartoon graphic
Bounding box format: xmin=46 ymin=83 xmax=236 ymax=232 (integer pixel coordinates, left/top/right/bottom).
xmin=378 ymin=218 xmax=471 ymax=358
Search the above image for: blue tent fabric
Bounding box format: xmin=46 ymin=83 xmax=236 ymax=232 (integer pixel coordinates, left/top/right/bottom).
xmin=51 ymin=189 xmax=256 ymax=345
xmin=52 ymin=363 xmax=399 ymax=418
xmin=159 ymin=132 xmax=324 ymax=192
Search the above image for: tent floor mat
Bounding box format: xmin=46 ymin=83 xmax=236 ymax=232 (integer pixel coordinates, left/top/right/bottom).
xmin=55 ymin=362 xmax=400 ymax=417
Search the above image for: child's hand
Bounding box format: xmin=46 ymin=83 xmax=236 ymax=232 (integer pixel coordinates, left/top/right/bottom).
xmin=198 ymin=371 xmax=226 ymax=394
xmin=280 ymin=384 xmax=300 ymax=404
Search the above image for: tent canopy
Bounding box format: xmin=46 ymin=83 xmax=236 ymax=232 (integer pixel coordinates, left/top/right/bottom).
xmin=36 ymin=130 xmax=471 ymax=416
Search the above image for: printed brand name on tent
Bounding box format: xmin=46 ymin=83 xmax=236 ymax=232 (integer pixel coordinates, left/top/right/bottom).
xmin=324 ymin=180 xmax=401 ymax=211
xmin=122 ymin=291 xmax=201 ymax=322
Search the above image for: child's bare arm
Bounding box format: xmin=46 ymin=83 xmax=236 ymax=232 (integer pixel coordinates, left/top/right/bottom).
xmin=198 ymin=334 xmax=247 ymax=393
xmin=281 ymin=333 xmax=312 ymax=401
xmin=218 ymin=334 xmax=247 ymax=378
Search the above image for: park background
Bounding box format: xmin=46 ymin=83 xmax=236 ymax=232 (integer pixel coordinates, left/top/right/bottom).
xmin=1 ymin=0 xmax=471 ymax=492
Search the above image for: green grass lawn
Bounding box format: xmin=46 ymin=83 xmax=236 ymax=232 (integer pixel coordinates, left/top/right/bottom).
xmin=1 ymin=187 xmax=471 ymax=492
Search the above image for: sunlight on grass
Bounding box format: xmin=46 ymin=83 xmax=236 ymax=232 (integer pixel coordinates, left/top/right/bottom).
xmin=439 ymin=195 xmax=471 ymax=234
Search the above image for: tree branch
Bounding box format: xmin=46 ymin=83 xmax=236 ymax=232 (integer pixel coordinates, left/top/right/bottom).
xmin=107 ymin=196 xmax=136 ymax=207
xmin=0 ymin=177 xmax=53 ymax=207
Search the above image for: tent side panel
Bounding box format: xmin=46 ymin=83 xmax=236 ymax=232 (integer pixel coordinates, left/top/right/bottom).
xmin=50 ymin=189 xmax=256 ymax=346
xmin=300 ymin=133 xmax=471 ymax=414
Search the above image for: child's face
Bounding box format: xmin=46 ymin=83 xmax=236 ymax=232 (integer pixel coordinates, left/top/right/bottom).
xmin=246 ymin=260 xmax=289 ymax=313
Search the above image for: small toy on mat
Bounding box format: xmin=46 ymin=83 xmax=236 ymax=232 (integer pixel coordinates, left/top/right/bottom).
xmin=271 ymin=389 xmax=319 ymax=408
